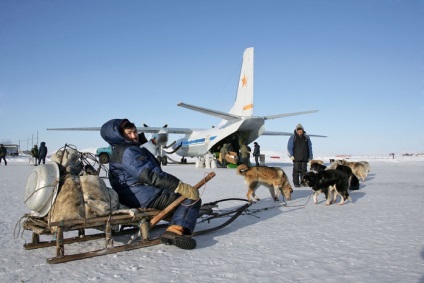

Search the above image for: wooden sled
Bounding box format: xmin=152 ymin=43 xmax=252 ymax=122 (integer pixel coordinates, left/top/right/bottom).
xmin=22 ymin=172 xmax=216 ymax=264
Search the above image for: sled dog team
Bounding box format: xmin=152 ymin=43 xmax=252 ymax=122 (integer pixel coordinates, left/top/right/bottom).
xmin=237 ymin=159 xmax=370 ymax=206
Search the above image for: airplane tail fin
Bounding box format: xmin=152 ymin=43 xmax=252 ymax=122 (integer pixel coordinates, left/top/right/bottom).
xmin=229 ymin=47 xmax=254 ymax=117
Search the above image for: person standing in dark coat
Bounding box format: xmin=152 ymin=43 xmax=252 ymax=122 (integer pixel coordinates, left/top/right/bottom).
xmin=287 ymin=123 xmax=313 ymax=187
xmin=240 ymin=143 xmax=251 ymax=166
xmin=252 ymin=142 xmax=260 ymax=166
xmin=101 ymin=118 xmax=201 ymax=250
xmin=38 ymin=142 xmax=48 ymax=165
xmin=31 ymin=145 xmax=38 ymax=166
xmin=0 ymin=144 xmax=7 ymax=166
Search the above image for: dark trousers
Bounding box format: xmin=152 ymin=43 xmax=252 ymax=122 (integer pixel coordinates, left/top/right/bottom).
xmin=38 ymin=156 xmax=46 ymax=165
xmin=0 ymin=156 xmax=6 ymax=165
xmin=241 ymin=157 xmax=250 ymax=166
xmin=292 ymin=161 xmax=308 ymax=186
xmin=117 ymin=185 xmax=201 ymax=234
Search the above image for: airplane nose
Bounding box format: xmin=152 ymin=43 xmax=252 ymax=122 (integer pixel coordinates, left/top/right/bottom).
xmin=156 ymin=133 xmax=168 ymax=145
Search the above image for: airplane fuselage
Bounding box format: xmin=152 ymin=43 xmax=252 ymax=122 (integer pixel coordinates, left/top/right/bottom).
xmin=172 ymin=117 xmax=265 ymax=157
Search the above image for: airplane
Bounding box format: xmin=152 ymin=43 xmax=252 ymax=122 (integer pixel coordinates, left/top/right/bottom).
xmin=47 ymin=47 xmax=326 ymax=165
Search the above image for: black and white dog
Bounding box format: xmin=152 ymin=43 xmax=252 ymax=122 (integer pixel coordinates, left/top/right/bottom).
xmin=301 ymin=169 xmax=351 ymax=205
xmin=310 ymin=163 xmax=360 ymax=191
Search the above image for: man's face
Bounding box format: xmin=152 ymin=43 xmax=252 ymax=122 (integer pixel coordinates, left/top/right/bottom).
xmin=296 ymin=128 xmax=304 ymax=135
xmin=123 ymin=127 xmax=139 ymax=143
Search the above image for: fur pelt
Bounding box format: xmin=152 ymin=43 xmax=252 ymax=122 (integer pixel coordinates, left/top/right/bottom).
xmin=48 ymin=175 xmax=85 ymax=229
xmin=48 ymin=148 xmax=121 ymax=228
xmin=48 ymin=174 xmax=121 ymax=228
xmin=80 ymin=175 xmax=120 ymax=218
xmin=50 ymin=148 xmax=83 ymax=175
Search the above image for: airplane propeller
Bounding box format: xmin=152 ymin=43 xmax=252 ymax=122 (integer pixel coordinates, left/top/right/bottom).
xmin=142 ymin=124 xmax=176 ymax=165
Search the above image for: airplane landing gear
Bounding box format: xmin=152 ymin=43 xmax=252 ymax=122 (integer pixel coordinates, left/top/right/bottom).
xmin=156 ymin=156 xmax=168 ymax=166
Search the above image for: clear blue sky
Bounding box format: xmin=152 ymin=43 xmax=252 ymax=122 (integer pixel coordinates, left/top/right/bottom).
xmin=1 ymin=1 xmax=423 ymax=156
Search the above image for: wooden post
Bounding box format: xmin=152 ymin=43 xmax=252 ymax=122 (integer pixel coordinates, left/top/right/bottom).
xmin=31 ymin=232 xmax=40 ymax=244
xmin=150 ymin=171 xmax=216 ymax=228
xmin=140 ymin=218 xmax=149 ymax=240
xmin=55 ymin=226 xmax=64 ymax=257
xmin=105 ymin=221 xmax=113 ymax=248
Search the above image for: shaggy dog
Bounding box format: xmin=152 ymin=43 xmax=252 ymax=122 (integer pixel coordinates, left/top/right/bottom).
xmin=359 ymin=161 xmax=370 ymax=173
xmin=310 ymin=162 xmax=327 ymax=173
xmin=310 ymin=163 xmax=360 ymax=191
xmin=337 ymin=160 xmax=368 ymax=181
xmin=301 ymin=169 xmax=351 ymax=205
xmin=237 ymin=164 xmax=293 ymax=203
xmin=310 ymin=159 xmax=324 ymax=166
xmin=336 ymin=165 xmax=360 ymax=190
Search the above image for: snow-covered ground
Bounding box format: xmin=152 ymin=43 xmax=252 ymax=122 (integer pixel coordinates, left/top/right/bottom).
xmin=0 ymin=155 xmax=423 ymax=282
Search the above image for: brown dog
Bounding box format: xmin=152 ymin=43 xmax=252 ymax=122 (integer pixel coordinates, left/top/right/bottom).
xmin=237 ymin=164 xmax=293 ymax=203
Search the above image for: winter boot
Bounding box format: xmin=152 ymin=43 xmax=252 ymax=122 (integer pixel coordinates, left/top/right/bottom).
xmin=160 ymin=225 xmax=196 ymax=250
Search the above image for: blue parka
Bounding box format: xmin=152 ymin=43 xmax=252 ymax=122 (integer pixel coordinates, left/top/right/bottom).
xmin=101 ymin=118 xmax=180 ymax=205
xmin=287 ymin=131 xmax=313 ymax=162
xmin=101 ymin=119 xmax=200 ymax=231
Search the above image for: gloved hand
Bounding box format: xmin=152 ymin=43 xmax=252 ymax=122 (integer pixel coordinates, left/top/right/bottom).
xmin=175 ymin=182 xmax=199 ymax=200
xmin=290 ymin=156 xmax=295 ymax=161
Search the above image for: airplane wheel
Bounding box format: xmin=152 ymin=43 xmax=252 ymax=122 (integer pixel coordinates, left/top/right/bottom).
xmin=156 ymin=156 xmax=162 ymax=164
xmin=162 ymin=156 xmax=167 ymax=166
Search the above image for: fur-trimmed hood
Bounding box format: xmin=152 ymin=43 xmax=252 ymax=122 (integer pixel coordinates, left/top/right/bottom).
xmin=101 ymin=118 xmax=130 ymax=146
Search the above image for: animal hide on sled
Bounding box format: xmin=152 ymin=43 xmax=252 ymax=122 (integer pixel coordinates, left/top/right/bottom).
xmin=48 ymin=174 xmax=120 ymax=229
xmin=48 ymin=147 xmax=120 ymax=229
xmin=48 ymin=175 xmax=85 ymax=228
xmin=80 ymin=175 xmax=120 ymax=217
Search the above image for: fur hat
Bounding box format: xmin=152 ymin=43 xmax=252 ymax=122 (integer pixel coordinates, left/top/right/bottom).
xmin=296 ymin=123 xmax=304 ymax=130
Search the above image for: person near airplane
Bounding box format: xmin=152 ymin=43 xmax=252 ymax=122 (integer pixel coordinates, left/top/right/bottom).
xmin=252 ymin=142 xmax=261 ymax=166
xmin=287 ymin=123 xmax=313 ymax=187
xmin=100 ymin=118 xmax=201 ymax=250
xmin=240 ymin=142 xmax=251 ymax=166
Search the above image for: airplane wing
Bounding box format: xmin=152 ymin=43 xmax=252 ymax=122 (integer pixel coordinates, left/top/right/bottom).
xmin=47 ymin=126 xmax=195 ymax=135
xmin=259 ymin=110 xmax=319 ymax=120
xmin=263 ymin=130 xmax=327 ymax=137
xmin=142 ymin=127 xmax=194 ymax=134
xmin=177 ymin=102 xmax=241 ymax=121
xmin=47 ymin=127 xmax=102 ymax=131
xmin=262 ymin=131 xmax=293 ymax=136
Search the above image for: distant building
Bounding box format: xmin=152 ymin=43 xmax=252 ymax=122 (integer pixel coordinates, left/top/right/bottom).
xmin=2 ymin=144 xmax=20 ymax=156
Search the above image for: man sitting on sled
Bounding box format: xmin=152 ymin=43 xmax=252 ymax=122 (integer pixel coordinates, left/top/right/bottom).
xmin=101 ymin=118 xmax=201 ymax=250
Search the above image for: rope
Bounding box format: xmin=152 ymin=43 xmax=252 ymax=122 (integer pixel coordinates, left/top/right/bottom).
xmin=13 ymin=215 xmax=28 ymax=240
xmin=244 ymin=192 xmax=313 ymax=218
